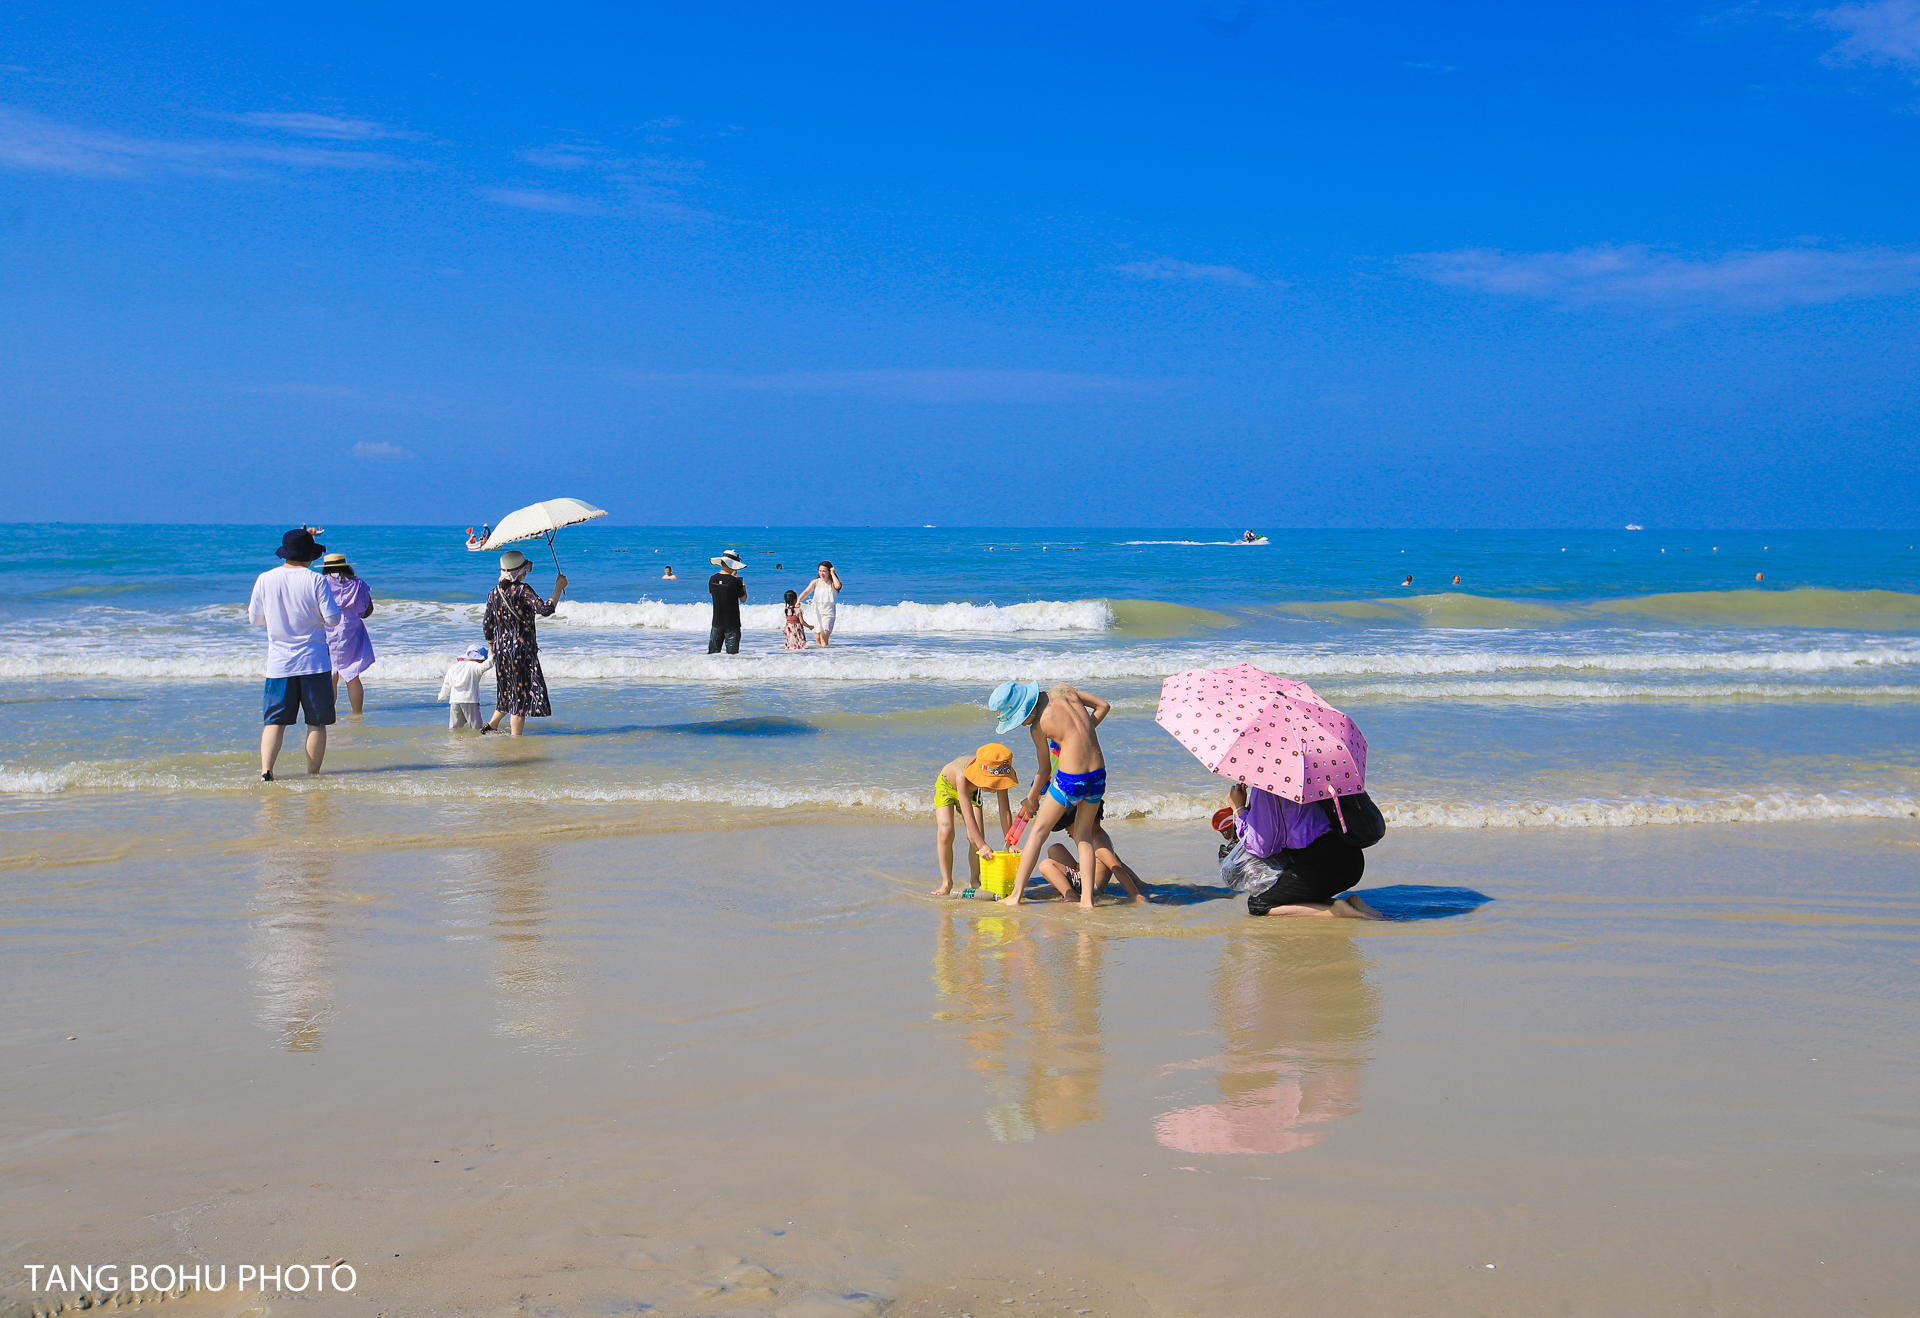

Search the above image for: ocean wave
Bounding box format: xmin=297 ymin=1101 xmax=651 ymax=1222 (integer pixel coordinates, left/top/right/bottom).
xmin=1272 ymin=588 xmax=1920 ymax=631
xmin=3 ymin=640 xmax=1920 ymax=684
xmin=1103 ymin=684 xmax=1920 ymax=710
xmin=1106 ymin=790 xmax=1920 ymax=828
xmin=553 ymin=598 xmax=1116 ymax=633
xmin=180 ymin=597 xmax=1118 ymax=634
xmin=4 ymin=763 xmax=1913 ymax=830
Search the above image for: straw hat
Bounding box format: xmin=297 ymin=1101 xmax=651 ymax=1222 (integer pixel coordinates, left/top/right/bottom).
xmin=710 ymin=549 xmax=746 ymax=571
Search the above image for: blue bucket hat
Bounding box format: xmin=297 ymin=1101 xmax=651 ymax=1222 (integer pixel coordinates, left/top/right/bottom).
xmin=988 ymin=680 xmax=1041 ymax=734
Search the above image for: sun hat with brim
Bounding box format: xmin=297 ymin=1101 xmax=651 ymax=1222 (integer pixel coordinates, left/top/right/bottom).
xmin=499 ymin=550 xmax=530 ymax=571
xmin=320 ymin=552 xmax=351 ymax=568
xmin=710 ymin=550 xmax=746 ymax=571
xmin=275 ymin=528 xmax=325 ymax=561
xmin=461 ymin=644 xmax=489 ymax=662
xmin=988 ymin=680 xmax=1040 ymax=735
xmin=964 ymin=742 xmax=1020 ymax=790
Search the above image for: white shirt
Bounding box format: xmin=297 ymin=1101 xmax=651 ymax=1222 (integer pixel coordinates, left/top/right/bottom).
xmin=437 ymin=657 xmax=493 ymax=704
xmin=249 ymin=566 xmax=342 ymax=678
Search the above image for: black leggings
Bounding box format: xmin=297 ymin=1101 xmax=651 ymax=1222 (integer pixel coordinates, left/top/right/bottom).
xmin=1246 ymin=830 xmax=1365 ymax=916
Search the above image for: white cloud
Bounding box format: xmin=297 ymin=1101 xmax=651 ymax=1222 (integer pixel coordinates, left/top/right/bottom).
xmin=485 ymin=145 xmax=706 ymax=219
xmin=481 ymin=187 xmax=610 ymax=214
xmin=351 ymin=441 xmax=414 ymax=460
xmin=1113 ymin=255 xmax=1269 ymax=288
xmin=519 ymin=144 xmax=597 ymax=170
xmin=1402 ymin=243 xmax=1920 ymax=311
xmin=1818 ymin=0 xmax=1920 ymax=68
xmin=617 ymin=368 xmax=1182 ymax=403
xmin=232 ymin=111 xmax=422 ymax=141
xmin=0 ymin=105 xmax=409 ymax=177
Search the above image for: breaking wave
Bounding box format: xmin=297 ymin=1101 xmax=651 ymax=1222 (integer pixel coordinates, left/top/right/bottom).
xmin=4 ymin=763 xmax=1912 ymax=830
xmin=4 ymin=642 xmax=1917 ymax=683
xmin=554 ymin=598 xmax=1115 ymax=633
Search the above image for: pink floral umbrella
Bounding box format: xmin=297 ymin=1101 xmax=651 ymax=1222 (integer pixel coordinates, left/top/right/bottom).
xmin=1154 ymin=662 xmax=1366 ymax=805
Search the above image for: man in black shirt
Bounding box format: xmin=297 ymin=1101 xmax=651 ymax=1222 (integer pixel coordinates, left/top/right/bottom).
xmin=707 ymin=550 xmax=748 ymax=654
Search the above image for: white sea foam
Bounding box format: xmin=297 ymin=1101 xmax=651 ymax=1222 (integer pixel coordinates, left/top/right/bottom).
xmin=4 ymin=639 xmax=1920 ymax=684
xmin=5 ymin=762 xmax=1913 ymax=830
xmin=154 ymin=597 xmax=1120 ymax=634
xmin=1104 ymin=790 xmax=1920 ymax=828
xmin=551 ymin=597 xmax=1116 ymax=633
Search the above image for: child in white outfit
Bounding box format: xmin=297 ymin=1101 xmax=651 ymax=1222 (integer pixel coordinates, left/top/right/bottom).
xmin=438 ymin=644 xmax=493 ymax=729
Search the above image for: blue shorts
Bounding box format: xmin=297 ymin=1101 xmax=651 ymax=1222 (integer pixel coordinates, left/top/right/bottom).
xmin=1047 ymin=766 xmax=1106 ymax=810
xmin=264 ymin=672 xmax=337 ymax=726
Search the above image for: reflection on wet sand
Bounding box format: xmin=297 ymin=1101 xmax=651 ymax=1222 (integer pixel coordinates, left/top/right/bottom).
xmin=452 ymin=843 xmax=588 ymax=1049
xmin=246 ymin=795 xmax=345 ymax=1052
xmin=1155 ymin=928 xmax=1379 ymax=1155
xmin=933 ymin=914 xmax=1107 ymax=1141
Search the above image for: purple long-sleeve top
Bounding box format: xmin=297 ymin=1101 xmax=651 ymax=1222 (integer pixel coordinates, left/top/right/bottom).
xmin=1236 ymin=784 xmax=1330 ymax=858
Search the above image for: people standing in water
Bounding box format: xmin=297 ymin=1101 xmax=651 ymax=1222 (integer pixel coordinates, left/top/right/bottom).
xmin=249 ymin=528 xmax=341 ymax=781
xmin=661 ymin=565 xmax=677 ymax=580
xmin=987 ymin=680 xmax=1111 ymax=909
xmin=438 ymin=644 xmax=493 ymax=731
xmin=782 ymin=590 xmax=813 ymax=650
xmin=483 ymin=550 xmax=567 ymax=736
xmin=930 ymin=743 xmax=1018 ymax=897
xmin=706 ymin=550 xmax=747 ymax=654
xmin=795 ymin=560 xmax=843 ymax=646
xmin=319 ymin=553 xmax=376 ymax=714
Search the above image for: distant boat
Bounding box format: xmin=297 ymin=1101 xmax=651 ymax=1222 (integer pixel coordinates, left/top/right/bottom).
xmin=1624 ymin=524 xmax=1644 ymax=531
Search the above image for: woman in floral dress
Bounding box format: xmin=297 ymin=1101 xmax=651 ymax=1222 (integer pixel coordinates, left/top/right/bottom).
xmin=482 ymin=550 xmax=567 ymax=736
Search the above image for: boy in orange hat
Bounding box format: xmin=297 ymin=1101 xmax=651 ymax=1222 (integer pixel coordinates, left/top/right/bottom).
xmin=931 ymin=744 xmax=1019 ymax=896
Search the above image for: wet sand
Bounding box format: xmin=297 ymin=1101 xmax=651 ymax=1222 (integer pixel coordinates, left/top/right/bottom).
xmin=4 ymin=807 xmax=1918 ymax=1317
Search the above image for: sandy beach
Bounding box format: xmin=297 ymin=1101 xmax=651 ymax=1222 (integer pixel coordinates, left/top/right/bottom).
xmin=6 ymin=799 xmax=1916 ymax=1317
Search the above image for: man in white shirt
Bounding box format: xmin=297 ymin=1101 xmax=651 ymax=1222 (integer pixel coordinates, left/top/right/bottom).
xmin=249 ymin=528 xmax=343 ymax=780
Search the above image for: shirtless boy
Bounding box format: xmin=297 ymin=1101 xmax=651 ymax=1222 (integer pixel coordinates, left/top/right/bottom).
xmin=930 ymin=743 xmax=1018 ymax=896
xmin=986 ymin=681 xmax=1114 ymax=908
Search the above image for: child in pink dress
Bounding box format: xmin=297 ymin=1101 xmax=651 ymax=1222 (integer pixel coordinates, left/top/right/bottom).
xmin=782 ymin=590 xmax=812 ymax=650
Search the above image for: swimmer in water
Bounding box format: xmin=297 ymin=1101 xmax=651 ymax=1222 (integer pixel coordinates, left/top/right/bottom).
xmin=1402 ymin=575 xmax=1413 ymax=587
xmin=661 ymin=565 xmax=677 ymax=580
xmin=1452 ymin=575 xmax=1461 ymax=585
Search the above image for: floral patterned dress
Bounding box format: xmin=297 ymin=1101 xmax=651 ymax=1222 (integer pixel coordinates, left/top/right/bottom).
xmin=482 ymin=580 xmax=556 ymax=716
xmin=783 ymin=604 xmax=809 ymax=650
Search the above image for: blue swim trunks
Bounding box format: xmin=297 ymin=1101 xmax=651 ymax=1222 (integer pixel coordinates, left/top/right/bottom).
xmin=1047 ymin=766 xmax=1106 ymax=809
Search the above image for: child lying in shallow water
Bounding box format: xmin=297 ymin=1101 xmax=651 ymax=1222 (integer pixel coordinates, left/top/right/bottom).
xmin=1031 ymin=825 xmax=1150 ymax=904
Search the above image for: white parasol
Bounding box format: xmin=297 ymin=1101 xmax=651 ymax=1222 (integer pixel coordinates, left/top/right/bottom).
xmin=481 ymin=498 xmax=608 ymax=568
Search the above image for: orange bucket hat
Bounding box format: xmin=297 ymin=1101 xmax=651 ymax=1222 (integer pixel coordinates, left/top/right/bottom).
xmin=964 ymin=743 xmax=1019 ymax=790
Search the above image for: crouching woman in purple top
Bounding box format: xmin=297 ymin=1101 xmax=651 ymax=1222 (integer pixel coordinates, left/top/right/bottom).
xmin=1219 ymin=782 xmax=1382 ymax=919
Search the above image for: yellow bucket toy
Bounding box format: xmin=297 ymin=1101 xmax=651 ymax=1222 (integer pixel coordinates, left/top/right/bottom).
xmin=977 ymin=851 xmax=1020 ymax=898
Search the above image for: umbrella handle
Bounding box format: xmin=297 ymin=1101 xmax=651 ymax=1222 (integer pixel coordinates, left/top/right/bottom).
xmin=546 ymin=531 xmax=562 ymax=573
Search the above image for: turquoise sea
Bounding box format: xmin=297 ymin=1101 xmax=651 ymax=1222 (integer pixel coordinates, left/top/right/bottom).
xmin=1 ymin=524 xmax=1916 ymax=857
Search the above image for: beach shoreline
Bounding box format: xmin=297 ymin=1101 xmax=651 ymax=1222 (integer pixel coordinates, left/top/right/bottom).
xmin=5 ymin=815 xmax=1916 ymax=1317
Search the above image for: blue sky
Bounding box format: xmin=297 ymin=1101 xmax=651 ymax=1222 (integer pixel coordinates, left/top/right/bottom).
xmin=2 ymin=1 xmax=1918 ymax=528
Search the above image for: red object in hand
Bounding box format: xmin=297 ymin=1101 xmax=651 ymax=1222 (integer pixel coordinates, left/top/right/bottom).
xmin=1005 ymin=816 xmax=1029 ymax=848
xmin=1211 ymin=807 xmax=1236 ymax=835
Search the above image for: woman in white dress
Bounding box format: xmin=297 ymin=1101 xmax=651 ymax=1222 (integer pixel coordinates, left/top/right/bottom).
xmin=795 ymin=560 xmax=844 ymax=647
